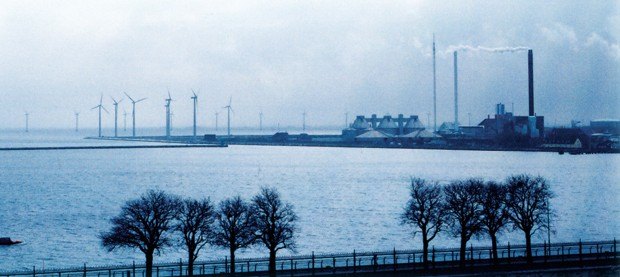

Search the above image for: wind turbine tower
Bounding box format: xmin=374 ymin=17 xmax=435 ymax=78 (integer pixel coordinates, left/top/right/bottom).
xmin=191 ymin=90 xmax=198 ymax=137
xmin=124 ymin=92 xmax=146 ymax=137
xmin=24 ymin=112 xmax=29 ymax=132
xmin=165 ymin=91 xmax=173 ymax=138
xmin=223 ymin=97 xmax=233 ymax=136
xmin=111 ymin=97 xmax=123 ymax=137
xmin=91 ymin=95 xmax=108 ymax=137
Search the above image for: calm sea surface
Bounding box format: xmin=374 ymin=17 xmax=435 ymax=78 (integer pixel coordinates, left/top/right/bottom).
xmin=0 ymin=129 xmax=618 ymax=271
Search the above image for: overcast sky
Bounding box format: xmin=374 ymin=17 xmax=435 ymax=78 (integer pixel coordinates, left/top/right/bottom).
xmin=0 ymin=0 xmax=618 ymax=130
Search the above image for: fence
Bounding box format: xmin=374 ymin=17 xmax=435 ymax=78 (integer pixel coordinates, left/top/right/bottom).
xmin=1 ymin=239 xmax=617 ymax=277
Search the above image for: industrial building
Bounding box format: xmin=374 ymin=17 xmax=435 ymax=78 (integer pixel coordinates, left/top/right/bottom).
xmin=342 ymin=114 xmax=440 ymax=144
xmin=478 ymin=103 xmax=544 ymax=140
xmin=590 ymin=119 xmax=620 ymax=135
xmin=463 ymin=50 xmax=545 ymax=145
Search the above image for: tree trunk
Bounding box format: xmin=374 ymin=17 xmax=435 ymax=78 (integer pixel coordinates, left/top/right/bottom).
xmin=525 ymin=230 xmax=533 ymax=264
xmin=490 ymin=232 xmax=498 ymax=264
xmin=145 ymin=251 xmax=154 ymax=277
xmin=230 ymin=248 xmax=236 ymax=275
xmin=422 ymin=232 xmax=429 ymax=270
xmin=459 ymin=232 xmax=467 ymax=268
xmin=187 ymin=251 xmax=195 ymax=277
xmin=268 ymin=249 xmax=277 ymax=276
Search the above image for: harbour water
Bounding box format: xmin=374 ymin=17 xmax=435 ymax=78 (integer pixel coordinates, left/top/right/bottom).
xmin=0 ymin=129 xmax=618 ymax=271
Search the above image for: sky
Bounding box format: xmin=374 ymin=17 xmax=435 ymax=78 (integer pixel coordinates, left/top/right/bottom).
xmin=0 ymin=0 xmax=618 ymax=130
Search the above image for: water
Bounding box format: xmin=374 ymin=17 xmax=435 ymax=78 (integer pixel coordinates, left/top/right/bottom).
xmin=0 ymin=129 xmax=618 ymax=271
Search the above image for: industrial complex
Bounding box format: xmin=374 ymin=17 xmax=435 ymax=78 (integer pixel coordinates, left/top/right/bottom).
xmin=90 ymin=49 xmax=618 ymax=154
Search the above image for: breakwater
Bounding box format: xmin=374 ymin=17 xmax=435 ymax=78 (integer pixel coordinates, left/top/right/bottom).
xmin=97 ymin=135 xmax=619 ymax=154
xmin=0 ymin=144 xmax=226 ymax=151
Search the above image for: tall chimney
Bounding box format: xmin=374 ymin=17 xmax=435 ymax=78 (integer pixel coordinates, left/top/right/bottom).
xmin=528 ymin=49 xmax=534 ymax=116
xmin=453 ymin=51 xmax=459 ymax=130
xmin=432 ymin=34 xmax=437 ymax=132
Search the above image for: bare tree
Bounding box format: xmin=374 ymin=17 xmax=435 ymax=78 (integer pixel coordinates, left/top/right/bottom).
xmin=212 ymin=196 xmax=257 ymax=275
xmin=100 ymin=190 xmax=181 ymax=277
xmin=505 ymin=174 xmax=553 ymax=264
xmin=401 ymin=178 xmax=445 ymax=269
xmin=443 ymin=178 xmax=484 ymax=267
xmin=480 ymin=181 xmax=510 ymax=264
xmin=252 ymin=187 xmax=297 ymax=276
xmin=176 ymin=198 xmax=215 ymax=276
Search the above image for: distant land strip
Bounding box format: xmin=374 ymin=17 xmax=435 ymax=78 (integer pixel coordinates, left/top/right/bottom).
xmin=0 ymin=144 xmax=227 ymax=151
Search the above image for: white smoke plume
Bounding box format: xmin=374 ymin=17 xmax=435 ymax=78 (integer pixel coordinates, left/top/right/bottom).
xmin=444 ymin=45 xmax=530 ymax=54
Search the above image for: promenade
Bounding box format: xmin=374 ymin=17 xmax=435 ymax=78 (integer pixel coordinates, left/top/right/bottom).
xmin=2 ymin=239 xmax=617 ymax=277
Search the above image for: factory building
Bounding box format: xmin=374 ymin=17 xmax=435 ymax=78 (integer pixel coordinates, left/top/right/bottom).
xmin=590 ymin=119 xmax=620 ymax=135
xmin=478 ymin=103 xmax=544 ymax=142
xmin=342 ymin=114 xmax=438 ymax=143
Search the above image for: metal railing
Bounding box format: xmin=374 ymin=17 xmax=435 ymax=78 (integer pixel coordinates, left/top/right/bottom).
xmin=2 ymin=239 xmax=617 ymax=277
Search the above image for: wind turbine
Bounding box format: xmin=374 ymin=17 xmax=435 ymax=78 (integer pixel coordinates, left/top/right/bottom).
xmin=222 ymin=97 xmax=233 ymax=136
xmin=75 ymin=111 xmax=80 ymax=132
xmin=24 ymin=112 xmax=29 ymax=132
xmin=124 ymin=92 xmax=146 ymax=137
xmin=111 ymin=96 xmax=123 ymax=137
xmin=91 ymin=95 xmax=109 ymax=137
xmin=345 ymin=112 xmax=348 ymax=128
xmin=259 ymin=111 xmax=263 ymax=131
xmin=215 ymin=112 xmax=219 ymax=132
xmin=165 ymin=91 xmax=173 ymax=138
xmin=191 ymin=90 xmax=198 ymax=137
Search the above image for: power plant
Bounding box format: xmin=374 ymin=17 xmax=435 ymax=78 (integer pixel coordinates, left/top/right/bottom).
xmin=68 ymin=45 xmax=614 ymax=153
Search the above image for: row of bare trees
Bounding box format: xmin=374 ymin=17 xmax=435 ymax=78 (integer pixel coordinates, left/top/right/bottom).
xmin=100 ymin=174 xmax=552 ymax=276
xmin=100 ymin=187 xmax=297 ymax=277
xmin=401 ymin=174 xmax=553 ymax=268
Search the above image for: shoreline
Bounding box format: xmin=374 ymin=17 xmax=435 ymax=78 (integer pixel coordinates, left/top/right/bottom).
xmin=91 ymin=135 xmax=619 ymax=154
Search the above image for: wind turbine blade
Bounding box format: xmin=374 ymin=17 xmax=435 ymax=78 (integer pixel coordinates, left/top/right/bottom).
xmin=123 ymin=92 xmax=135 ymax=102
xmin=228 ymin=96 xmax=232 ymax=106
xmin=91 ymin=105 xmax=99 ymax=110
xmin=118 ymin=98 xmax=123 ymax=104
xmin=99 ymin=94 xmax=103 ymax=105
xmin=136 ymin=98 xmax=147 ymax=103
xmin=102 ymin=106 xmax=110 ymax=114
xmin=110 ymin=96 xmax=117 ymax=104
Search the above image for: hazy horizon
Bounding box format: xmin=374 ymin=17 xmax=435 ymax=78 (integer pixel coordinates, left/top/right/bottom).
xmin=1 ymin=1 xmax=618 ymax=130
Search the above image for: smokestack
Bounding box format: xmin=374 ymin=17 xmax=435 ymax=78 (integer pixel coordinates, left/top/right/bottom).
xmin=528 ymin=49 xmax=534 ymax=116
xmin=453 ymin=51 xmax=459 ymax=130
xmin=432 ymin=34 xmax=437 ymax=132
